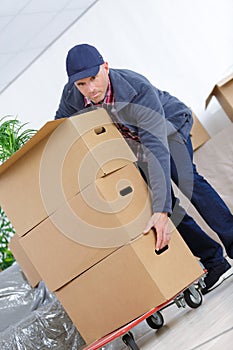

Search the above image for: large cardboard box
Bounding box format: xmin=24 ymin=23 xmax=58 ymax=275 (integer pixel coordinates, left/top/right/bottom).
xmin=190 ymin=112 xmax=210 ymax=151
xmin=206 ymin=73 xmax=233 ymax=121
xmin=18 ymin=163 xmax=152 ymax=291
xmin=0 ymin=109 xmax=136 ymax=236
xmin=55 ymin=227 xmax=204 ymax=345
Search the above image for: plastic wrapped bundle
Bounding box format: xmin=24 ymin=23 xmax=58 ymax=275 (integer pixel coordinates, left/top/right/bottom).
xmin=0 ymin=263 xmax=85 ymax=349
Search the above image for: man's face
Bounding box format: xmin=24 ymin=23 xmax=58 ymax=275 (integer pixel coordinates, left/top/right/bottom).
xmin=74 ymin=62 xmax=109 ymax=104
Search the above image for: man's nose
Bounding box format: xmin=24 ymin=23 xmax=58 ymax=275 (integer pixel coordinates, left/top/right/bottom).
xmin=86 ymin=81 xmax=95 ymax=92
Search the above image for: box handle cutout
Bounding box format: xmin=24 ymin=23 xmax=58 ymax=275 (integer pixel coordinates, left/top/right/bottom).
xmin=94 ymin=126 xmax=106 ymax=135
xmin=120 ymin=186 xmax=133 ymax=196
xmin=155 ymin=245 xmax=169 ymax=255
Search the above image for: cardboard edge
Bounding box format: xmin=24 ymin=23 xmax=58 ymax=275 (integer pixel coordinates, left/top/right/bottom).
xmin=205 ymin=86 xmax=217 ymax=109
xmin=205 ymin=73 xmax=233 ymax=109
xmin=8 ymin=234 xmax=41 ymax=287
xmin=0 ymin=118 xmax=65 ymax=175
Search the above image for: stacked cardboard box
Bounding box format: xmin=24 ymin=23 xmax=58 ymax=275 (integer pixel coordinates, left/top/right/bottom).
xmin=0 ymin=109 xmax=136 ymax=237
xmin=206 ymin=73 xmax=233 ymax=122
xmin=1 ymin=109 xmax=204 ymax=345
xmin=190 ymin=112 xmax=210 ymax=151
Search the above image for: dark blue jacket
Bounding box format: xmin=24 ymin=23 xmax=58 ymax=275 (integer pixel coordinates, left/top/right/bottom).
xmin=55 ymin=68 xmax=193 ymax=213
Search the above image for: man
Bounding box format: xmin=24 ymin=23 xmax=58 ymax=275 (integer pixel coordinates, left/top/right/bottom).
xmin=55 ymin=43 xmax=233 ymax=294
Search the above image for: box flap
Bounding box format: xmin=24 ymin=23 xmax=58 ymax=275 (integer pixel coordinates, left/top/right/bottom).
xmin=205 ymin=73 xmax=233 ymax=109
xmin=0 ymin=109 xmax=136 ymax=237
xmin=205 ymin=86 xmax=218 ymax=109
xmin=0 ymin=118 xmax=65 ymax=175
xmin=0 ymin=109 xmax=117 ymax=176
xmin=69 ymin=108 xmax=116 ymax=134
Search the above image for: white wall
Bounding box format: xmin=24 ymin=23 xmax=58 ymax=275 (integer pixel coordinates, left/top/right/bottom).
xmin=0 ymin=0 xmax=233 ymax=134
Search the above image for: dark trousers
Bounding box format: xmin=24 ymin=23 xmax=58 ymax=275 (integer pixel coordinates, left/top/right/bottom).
xmin=138 ymin=135 xmax=233 ymax=269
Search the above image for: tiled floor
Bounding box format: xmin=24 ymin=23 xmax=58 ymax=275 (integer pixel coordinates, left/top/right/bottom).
xmin=101 ymin=258 xmax=233 ymax=350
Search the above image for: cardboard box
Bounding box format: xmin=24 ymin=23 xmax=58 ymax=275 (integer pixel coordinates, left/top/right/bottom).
xmin=193 ymin=124 xmax=233 ymax=214
xmin=190 ymin=112 xmax=210 ymax=151
xmin=18 ymin=163 xmax=152 ymax=291
xmin=55 ymin=228 xmax=204 ymax=345
xmin=206 ymin=73 xmax=233 ymax=121
xmin=0 ymin=109 xmax=136 ymax=236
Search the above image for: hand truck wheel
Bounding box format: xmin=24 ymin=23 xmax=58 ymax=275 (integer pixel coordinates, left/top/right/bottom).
xmin=122 ymin=332 xmax=139 ymax=350
xmin=183 ymin=285 xmax=203 ymax=308
xmin=146 ymin=310 xmax=164 ymax=329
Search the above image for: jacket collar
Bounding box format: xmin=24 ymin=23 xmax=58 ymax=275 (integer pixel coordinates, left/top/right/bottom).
xmin=109 ymin=69 xmax=137 ymax=112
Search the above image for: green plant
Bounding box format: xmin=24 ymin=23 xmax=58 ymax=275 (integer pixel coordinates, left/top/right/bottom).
xmin=0 ymin=207 xmax=15 ymax=270
xmin=0 ymin=116 xmax=36 ymax=162
xmin=0 ymin=116 xmax=37 ymax=270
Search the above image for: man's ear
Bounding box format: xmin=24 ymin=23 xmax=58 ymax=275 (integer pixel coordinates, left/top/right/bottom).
xmin=103 ymin=61 xmax=109 ymax=74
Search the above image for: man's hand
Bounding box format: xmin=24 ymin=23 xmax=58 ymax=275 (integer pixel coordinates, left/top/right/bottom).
xmin=143 ymin=212 xmax=170 ymax=251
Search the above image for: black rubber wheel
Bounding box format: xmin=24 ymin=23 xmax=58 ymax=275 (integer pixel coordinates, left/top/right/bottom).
xmin=146 ymin=310 xmax=164 ymax=329
xmin=183 ymin=288 xmax=203 ymax=308
xmin=128 ymin=331 xmax=134 ymax=340
xmin=122 ymin=333 xmax=139 ymax=350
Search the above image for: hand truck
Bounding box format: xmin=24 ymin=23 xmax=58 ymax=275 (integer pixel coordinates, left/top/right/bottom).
xmin=83 ymin=274 xmax=206 ymax=350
